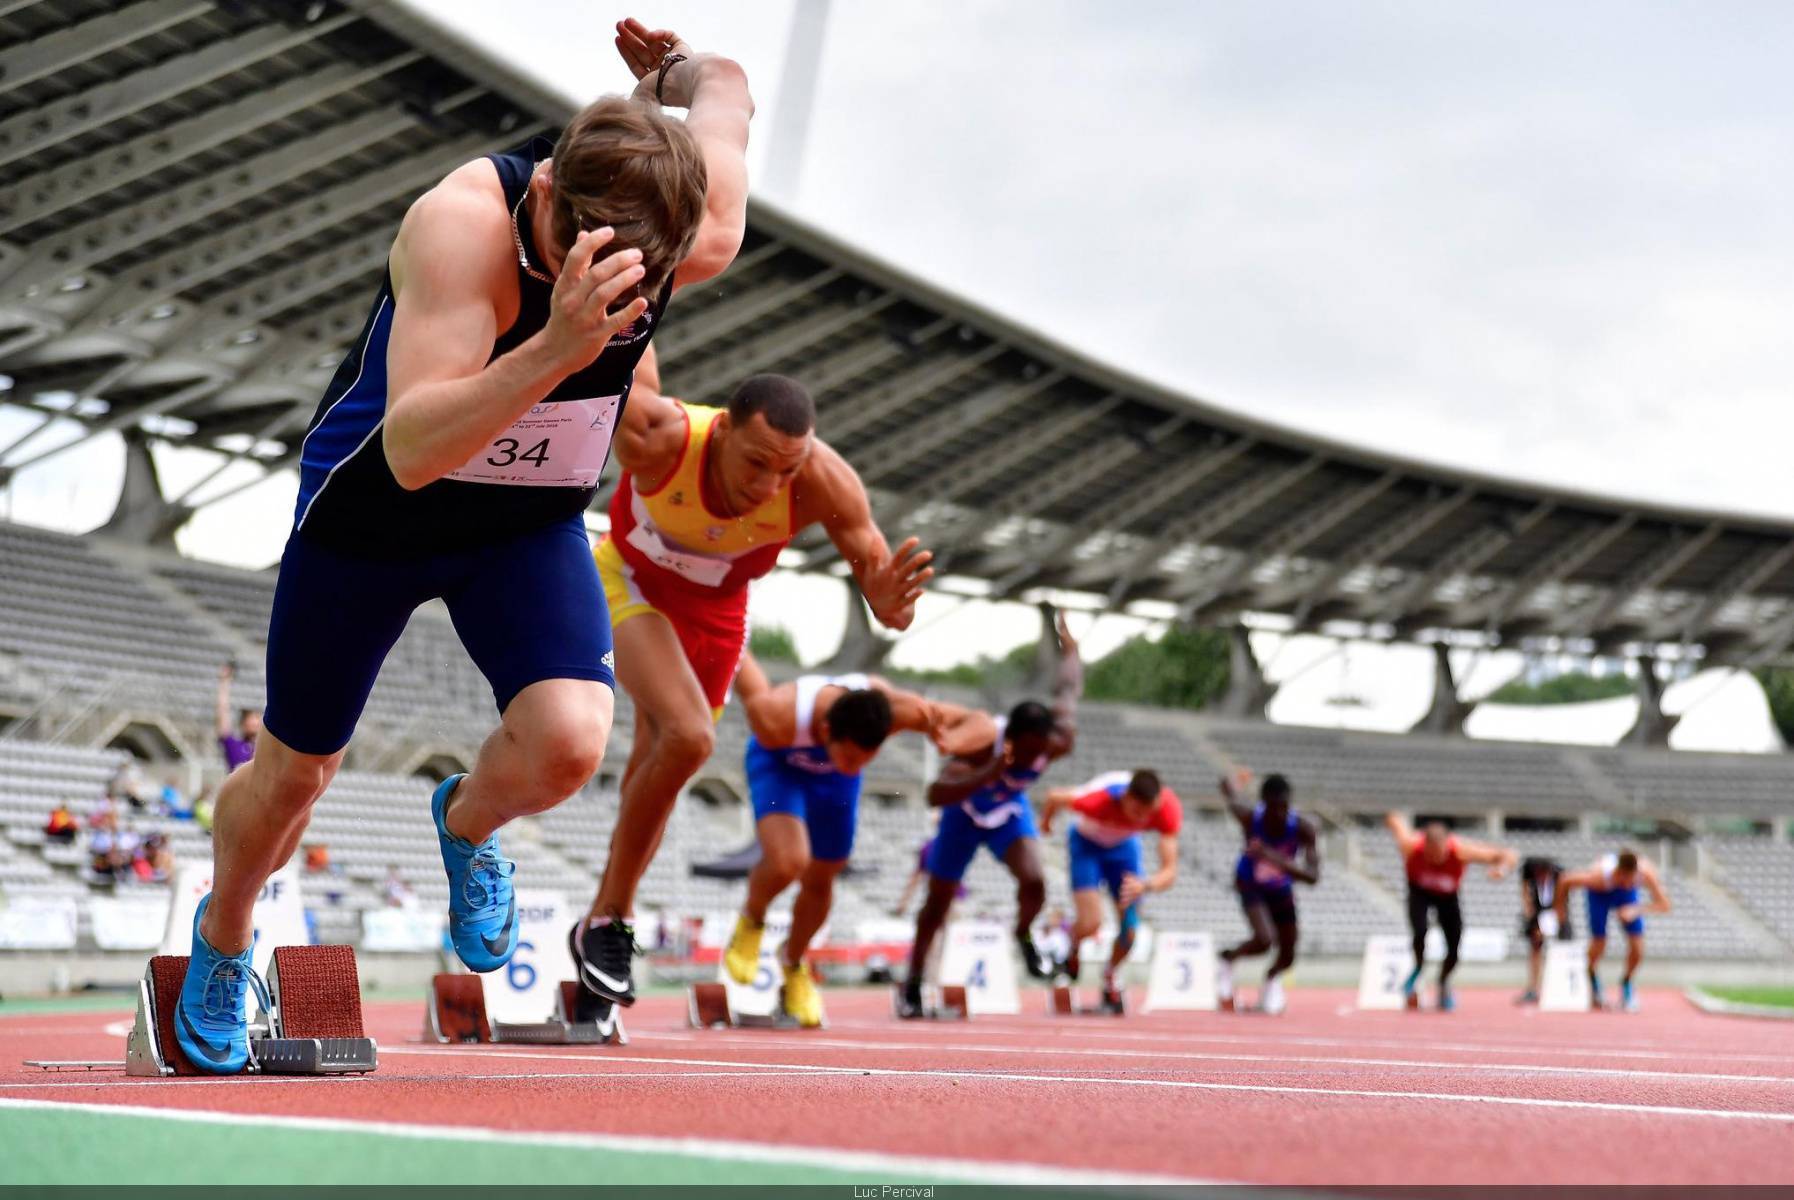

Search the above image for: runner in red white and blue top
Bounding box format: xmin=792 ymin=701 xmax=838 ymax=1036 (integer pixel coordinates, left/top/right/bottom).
xmin=1216 ymin=768 xmax=1319 ymax=1015
xmin=1040 ymin=770 xmax=1182 ymax=1012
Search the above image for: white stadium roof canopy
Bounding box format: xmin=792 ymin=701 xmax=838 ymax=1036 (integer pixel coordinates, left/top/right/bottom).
xmin=1 ymin=0 xmax=1791 ymax=667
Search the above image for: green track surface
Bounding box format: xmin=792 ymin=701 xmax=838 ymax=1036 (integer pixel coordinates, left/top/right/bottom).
xmin=0 ymin=993 xmax=135 ymax=1015
xmin=1702 ymin=985 xmax=1794 ymax=1009
xmin=0 ymin=1108 xmax=965 ymax=1186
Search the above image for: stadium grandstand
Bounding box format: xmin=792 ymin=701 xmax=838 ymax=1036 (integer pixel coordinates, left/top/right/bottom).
xmin=1 ymin=0 xmax=1792 ymax=990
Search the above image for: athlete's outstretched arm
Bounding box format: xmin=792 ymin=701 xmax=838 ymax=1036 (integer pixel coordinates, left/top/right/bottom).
xmin=382 ymin=181 xmax=648 ymax=490
xmin=612 ymin=358 xmax=688 ymax=481
xmin=214 ymin=663 xmax=235 ymax=740
xmin=1038 ymin=788 xmax=1078 ymax=834
xmin=799 ymin=441 xmax=934 ymax=630
xmin=929 ymin=703 xmax=1000 ymax=758
xmin=1218 ymin=768 xmax=1256 ymax=833
xmin=736 ymin=654 xmax=798 ymax=748
xmin=1133 ymin=834 xmax=1181 ymax=900
xmin=1383 ymin=811 xmax=1419 ymax=853
xmin=927 ymin=747 xmax=1009 ymax=808
xmin=1046 ymin=612 xmax=1083 ymax=759
xmin=1457 ymin=836 xmax=1519 ymax=879
xmin=1639 ymin=861 xmax=1672 ymax=914
xmin=1554 ymin=864 xmax=1601 ymax=927
xmin=614 ymin=20 xmax=752 ymax=290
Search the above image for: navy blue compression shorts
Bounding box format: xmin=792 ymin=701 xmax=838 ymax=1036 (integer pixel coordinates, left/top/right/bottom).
xmin=262 ymin=515 xmax=613 ymax=756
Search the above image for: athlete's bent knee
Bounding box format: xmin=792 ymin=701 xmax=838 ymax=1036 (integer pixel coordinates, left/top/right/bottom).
xmin=763 ymin=844 xmax=810 ymax=884
xmin=259 ymin=753 xmax=339 ymax=818
xmin=658 ymin=718 xmax=715 ymax=774
xmin=527 ymin=717 xmax=606 ymax=802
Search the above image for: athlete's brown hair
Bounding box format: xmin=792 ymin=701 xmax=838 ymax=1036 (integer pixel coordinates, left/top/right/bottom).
xmin=551 ymin=97 xmax=708 ymax=298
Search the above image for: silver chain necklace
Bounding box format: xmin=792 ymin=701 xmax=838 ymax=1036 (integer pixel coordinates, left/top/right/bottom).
xmin=510 ymin=182 xmax=554 ymax=285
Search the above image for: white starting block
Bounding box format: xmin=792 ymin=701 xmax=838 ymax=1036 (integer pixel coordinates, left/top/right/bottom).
xmin=426 ymin=889 xmax=625 ymax=1045
xmin=688 ymin=913 xmax=827 ymax=1030
xmin=938 ymin=919 xmax=1020 ymax=1015
xmin=1143 ymin=930 xmax=1218 ymax=1012
xmin=1539 ymin=940 xmax=1592 ymax=1012
xmin=1357 ymin=934 xmax=1419 ymax=1011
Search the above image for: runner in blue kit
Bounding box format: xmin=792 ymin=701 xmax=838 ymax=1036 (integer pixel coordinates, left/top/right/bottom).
xmin=721 ymin=654 xmax=992 ymax=1026
xmin=1555 ymin=849 xmax=1672 ymax=1012
xmin=897 ymin=613 xmax=1083 ymax=1019
xmin=173 ymin=19 xmax=755 ymax=1073
xmin=1216 ymin=769 xmax=1319 ymax=1015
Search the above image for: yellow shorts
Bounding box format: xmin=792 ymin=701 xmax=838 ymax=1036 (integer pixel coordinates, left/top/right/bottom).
xmin=594 ymin=536 xmax=739 ymax=721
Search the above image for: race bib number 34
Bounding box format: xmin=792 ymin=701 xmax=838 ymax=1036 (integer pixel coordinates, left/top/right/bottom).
xmin=446 ymin=393 xmax=621 ymax=487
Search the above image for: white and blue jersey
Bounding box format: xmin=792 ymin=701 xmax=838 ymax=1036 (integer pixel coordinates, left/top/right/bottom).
xmin=924 ymin=718 xmax=1047 ymax=884
xmin=1586 ymin=854 xmax=1646 ymax=937
xmin=745 ymin=675 xmax=868 ymax=863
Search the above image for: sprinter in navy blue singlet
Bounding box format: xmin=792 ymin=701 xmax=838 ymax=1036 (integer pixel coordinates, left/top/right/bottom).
xmin=1215 ymin=770 xmax=1319 ymax=1015
xmin=173 ymin=21 xmax=756 ymax=1075
xmin=898 ymin=613 xmax=1084 ymax=1019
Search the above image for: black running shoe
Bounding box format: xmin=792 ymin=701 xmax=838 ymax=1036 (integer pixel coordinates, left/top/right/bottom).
xmin=1099 ymin=986 xmax=1125 ymax=1015
xmin=1016 ymin=932 xmax=1052 ymax=981
xmin=569 ymin=918 xmax=638 ymax=1007
xmin=894 ymin=979 xmax=926 ymax=1020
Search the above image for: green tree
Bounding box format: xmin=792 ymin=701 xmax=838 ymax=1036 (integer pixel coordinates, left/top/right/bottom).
xmin=748 ymin=624 xmax=799 ymax=663
xmin=1084 ymin=625 xmax=1231 ymax=710
xmin=1755 ymin=667 xmax=1794 ymax=745
xmin=1486 ymin=671 xmax=1634 ymax=705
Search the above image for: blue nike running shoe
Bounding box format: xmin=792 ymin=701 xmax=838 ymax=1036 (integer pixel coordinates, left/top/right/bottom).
xmin=174 ymin=894 xmax=266 ymax=1075
xmin=432 ymin=773 xmax=519 ymax=972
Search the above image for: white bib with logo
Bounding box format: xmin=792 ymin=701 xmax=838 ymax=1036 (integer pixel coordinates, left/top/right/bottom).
xmin=446 ymin=393 xmax=621 ymax=488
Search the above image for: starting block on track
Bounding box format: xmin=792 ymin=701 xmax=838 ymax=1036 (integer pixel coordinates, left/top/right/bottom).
xmin=893 ymin=983 xmax=969 ymax=1020
xmin=1049 ymin=984 xmax=1125 ymax=1017
xmin=1539 ymin=940 xmax=1592 ymax=1013
xmin=686 ymin=980 xmax=819 ymax=1030
xmin=425 ymin=974 xmax=625 ymax=1045
xmin=126 ymin=945 xmax=376 ymax=1077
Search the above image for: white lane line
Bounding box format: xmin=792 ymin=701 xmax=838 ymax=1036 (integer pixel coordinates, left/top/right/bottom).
xmin=600 ymin=1034 xmax=1794 ymax=1085
xmin=0 ymin=1096 xmax=1212 ymax=1186
xmin=812 ymin=1019 xmax=1794 ymax=1064
xmin=0 ymin=1070 xmax=807 ymax=1091
xmin=376 ymin=1046 xmax=1794 ymax=1122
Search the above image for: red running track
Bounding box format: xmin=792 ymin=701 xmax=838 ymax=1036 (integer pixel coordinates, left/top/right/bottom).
xmin=4 ymin=986 xmax=1793 ymax=1186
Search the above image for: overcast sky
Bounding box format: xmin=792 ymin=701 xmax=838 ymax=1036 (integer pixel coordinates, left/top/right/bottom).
xmin=2 ymin=2 xmax=1791 ymax=712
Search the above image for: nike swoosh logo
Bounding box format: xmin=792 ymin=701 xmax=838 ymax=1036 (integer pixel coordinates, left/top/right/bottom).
xmin=480 ymin=896 xmax=517 ymax=956
xmin=579 ymin=960 xmax=630 ymax=994
xmin=177 ymin=1006 xmax=234 ymax=1065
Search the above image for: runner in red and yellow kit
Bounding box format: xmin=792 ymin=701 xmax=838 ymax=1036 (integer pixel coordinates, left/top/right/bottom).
xmin=571 ymin=347 xmax=934 ymax=1008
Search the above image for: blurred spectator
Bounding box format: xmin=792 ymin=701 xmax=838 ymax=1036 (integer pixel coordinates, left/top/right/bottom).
xmin=132 ymin=832 xmax=175 ymax=883
xmin=216 ymin=662 xmax=262 ymax=771
xmin=108 ymin=759 xmax=151 ymax=810
xmin=160 ymin=771 xmax=193 ymax=821
xmin=43 ymin=802 xmax=78 ymax=844
xmin=382 ymin=864 xmax=417 ymax=909
xmin=303 ymin=842 xmax=347 ymax=906
xmin=193 ymin=785 xmax=216 ymax=834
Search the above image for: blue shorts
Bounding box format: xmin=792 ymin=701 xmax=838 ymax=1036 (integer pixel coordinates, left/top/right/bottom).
xmin=1067 ymin=828 xmax=1142 ymax=901
xmin=262 ymin=517 xmax=613 ymax=756
xmin=926 ymin=801 xmax=1038 ymax=884
xmin=1587 ymin=885 xmax=1645 ymax=938
xmin=745 ymin=739 xmax=861 ymax=863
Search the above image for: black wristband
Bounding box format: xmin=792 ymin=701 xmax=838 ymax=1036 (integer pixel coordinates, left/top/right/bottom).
xmin=655 ymin=52 xmax=688 ymax=104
